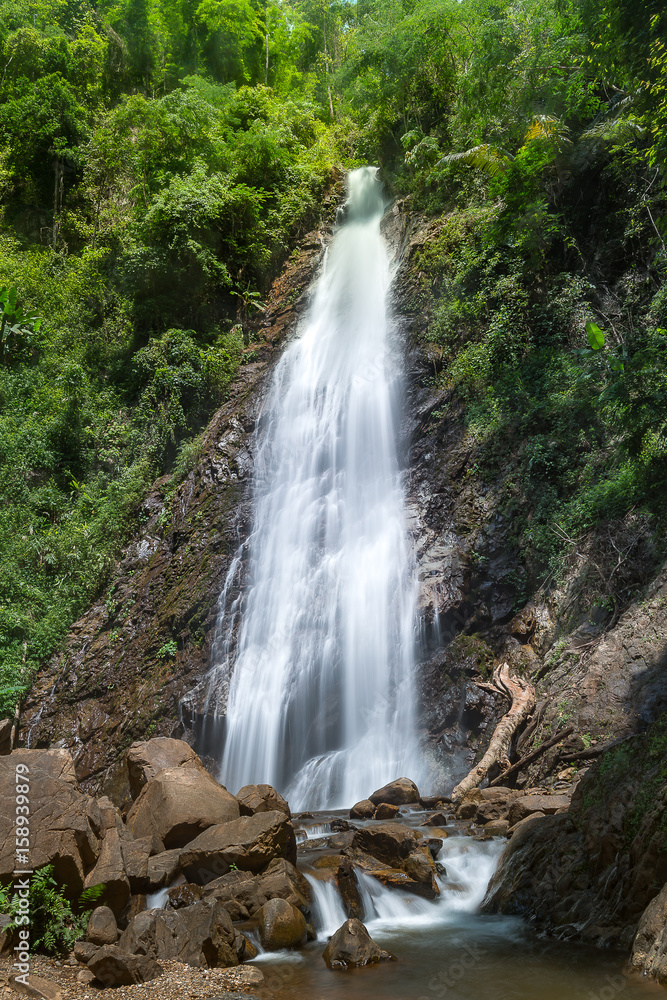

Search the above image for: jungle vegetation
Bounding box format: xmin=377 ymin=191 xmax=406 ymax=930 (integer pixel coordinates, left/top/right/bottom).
xmin=0 ymin=0 xmax=665 ymax=711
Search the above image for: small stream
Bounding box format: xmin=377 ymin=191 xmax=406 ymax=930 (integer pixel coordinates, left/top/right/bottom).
xmin=248 ymin=811 xmax=661 ymax=1000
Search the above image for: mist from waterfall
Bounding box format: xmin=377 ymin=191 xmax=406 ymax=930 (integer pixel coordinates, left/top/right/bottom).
xmin=215 ymin=166 xmax=424 ymax=810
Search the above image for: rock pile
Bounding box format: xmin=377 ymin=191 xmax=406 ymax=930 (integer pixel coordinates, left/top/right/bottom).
xmin=0 ymin=738 xmax=304 ymax=987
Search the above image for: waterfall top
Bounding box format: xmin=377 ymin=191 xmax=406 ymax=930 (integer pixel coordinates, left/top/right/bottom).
xmin=345 ymin=166 xmax=385 ymax=223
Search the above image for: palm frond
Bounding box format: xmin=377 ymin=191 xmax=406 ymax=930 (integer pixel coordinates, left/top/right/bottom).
xmin=524 ymin=115 xmax=573 ymax=152
xmin=437 ymin=144 xmax=513 ymax=177
xmin=580 ymin=116 xmax=645 ymax=146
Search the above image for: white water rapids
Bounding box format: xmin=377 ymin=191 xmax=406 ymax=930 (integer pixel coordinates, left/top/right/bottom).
xmin=213 ymin=167 xmax=425 ymax=809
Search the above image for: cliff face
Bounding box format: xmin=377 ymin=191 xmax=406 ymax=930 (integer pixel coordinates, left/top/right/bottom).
xmin=20 ymin=202 xmax=667 ymax=833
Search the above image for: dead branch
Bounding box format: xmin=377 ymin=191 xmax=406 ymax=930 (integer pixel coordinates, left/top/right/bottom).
xmin=451 ymin=663 xmax=536 ymax=801
xmin=488 ymin=726 xmax=574 ymax=787
xmin=559 ymin=734 xmax=633 ymax=763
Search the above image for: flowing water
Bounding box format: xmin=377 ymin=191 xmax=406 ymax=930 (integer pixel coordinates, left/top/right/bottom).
xmin=214 ymin=166 xmax=425 ymax=809
xmin=251 ymin=815 xmax=660 ymax=1000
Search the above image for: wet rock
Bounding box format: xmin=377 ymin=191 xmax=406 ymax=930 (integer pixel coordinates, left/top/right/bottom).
xmin=507 ymin=794 xmax=570 ymax=827
xmin=236 ymin=784 xmax=290 ymax=817
xmin=474 ymin=788 xmax=520 ymax=824
xmin=119 ymin=898 xmax=239 ymax=968
xmin=83 ymin=828 xmax=131 ymax=918
xmin=329 ymin=831 xmax=355 ymax=849
xmin=126 ymin=738 xmax=203 ymax=799
xmin=369 ymin=778 xmax=420 ymax=806
xmin=374 ymin=803 xmax=400 ymax=820
xmin=236 ymin=934 xmax=258 ymax=962
xmin=257 ymin=897 xmax=307 ymax=950
xmin=203 ymin=869 xmax=266 ymax=920
xmin=258 ymin=857 xmax=312 ymax=914
xmin=422 ymin=812 xmax=448 ymax=827
xmin=322 ymin=918 xmax=395 ymax=969
xmin=87 ymin=945 xmax=162 ymax=985
xmin=403 ymin=849 xmax=440 ymax=897
xmin=167 ymin=883 xmax=203 ymax=909
xmin=352 ymin=822 xmax=418 ymax=866
xmin=0 ymin=749 xmax=102 ymax=895
xmin=126 ymin=766 xmax=240 ymax=849
xmin=631 ymin=884 xmax=667 ymax=984
xmin=86 ymin=906 xmax=118 ymax=946
xmin=350 ymin=799 xmax=375 ymax=819
xmin=180 ymin=810 xmax=297 ymax=883
xmin=346 ymin=849 xmax=437 ymax=899
xmin=330 ymin=819 xmax=355 ymax=832
xmin=335 ymin=860 xmax=363 ymax=918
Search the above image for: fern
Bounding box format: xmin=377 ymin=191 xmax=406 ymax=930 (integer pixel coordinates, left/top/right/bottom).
xmin=4 ymin=867 xmax=106 ymax=955
xmin=579 ymin=116 xmax=646 ymax=147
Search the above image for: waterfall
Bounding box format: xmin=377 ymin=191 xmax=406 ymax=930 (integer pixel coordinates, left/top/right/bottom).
xmin=214 ymin=166 xmax=424 ymax=810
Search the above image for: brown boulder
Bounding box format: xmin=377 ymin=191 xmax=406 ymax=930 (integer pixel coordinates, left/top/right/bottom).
xmin=126 ymin=738 xmax=203 ymax=799
xmin=0 ymin=750 xmax=102 ymax=895
xmin=352 ymin=822 xmax=418 ymax=866
xmin=236 ymin=784 xmax=290 ymax=817
xmin=257 ymin=897 xmax=307 ymax=950
xmin=179 ymin=810 xmax=297 ymax=883
xmin=258 ymin=858 xmax=312 ymax=914
xmin=374 ymin=803 xmax=399 ymax=820
xmin=0 ymin=719 xmax=12 ymax=756
xmin=422 ymin=812 xmax=449 ymax=827
xmin=86 ymin=906 xmax=118 ymax=946
xmin=87 ymin=945 xmax=161 ymax=986
xmin=119 ymin=898 xmax=238 ymax=968
xmin=204 ymin=869 xmax=267 ymax=921
xmin=127 ymin=767 xmax=239 ymax=849
xmin=632 ymin=883 xmax=667 ymax=984
xmin=145 ymin=849 xmax=182 ymax=890
xmin=83 ymin=829 xmax=130 ymax=918
xmin=322 ymin=918 xmax=395 ymax=969
xmin=121 ymin=836 xmax=164 ymax=893
xmin=350 ymin=799 xmax=375 ymax=819
xmin=74 ymin=941 xmax=98 ymax=964
xmin=347 ymin=850 xmax=437 ymax=899
xmin=507 ymin=794 xmax=570 ymax=827
xmin=474 ymin=788 xmax=519 ymax=824
xmin=369 ymin=778 xmax=420 ymax=806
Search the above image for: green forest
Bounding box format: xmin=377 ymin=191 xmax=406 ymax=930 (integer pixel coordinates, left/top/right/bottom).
xmin=0 ymin=0 xmax=665 ymax=714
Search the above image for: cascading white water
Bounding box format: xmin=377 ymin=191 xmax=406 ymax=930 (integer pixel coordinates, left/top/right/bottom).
xmin=215 ymin=167 xmax=425 ymax=809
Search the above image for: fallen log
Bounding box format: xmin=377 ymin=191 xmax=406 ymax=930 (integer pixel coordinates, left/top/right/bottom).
xmin=488 ymin=726 xmax=574 ymax=787
xmin=559 ymin=734 xmax=632 ymax=763
xmin=451 ymin=663 xmax=536 ymax=801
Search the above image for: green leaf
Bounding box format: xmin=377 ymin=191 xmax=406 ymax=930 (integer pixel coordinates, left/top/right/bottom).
xmin=586 ymin=321 xmax=605 ymax=350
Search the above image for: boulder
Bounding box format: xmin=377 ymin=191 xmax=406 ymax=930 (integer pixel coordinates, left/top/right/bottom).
xmin=403 ymin=848 xmax=439 ymax=894
xmin=88 ymin=945 xmax=161 ymax=985
xmin=126 ymin=737 xmax=203 ymax=799
xmin=74 ymin=941 xmax=98 ymax=964
xmin=146 ymin=849 xmax=182 ymax=890
xmin=369 ymin=778 xmax=420 ymax=807
xmin=8 ymin=972 xmax=62 ymax=998
xmin=335 ymin=861 xmax=363 ymax=919
xmin=127 ymin=767 xmax=239 ymax=849
xmin=257 ymin=898 xmax=307 ymax=950
xmin=236 ymin=784 xmax=290 ymax=817
xmin=422 ymin=812 xmax=449 ymax=827
xmin=121 ymin=836 xmax=164 ymax=893
xmin=0 ymin=718 xmax=12 ymax=756
xmin=352 ymin=822 xmax=418 ymax=867
xmin=0 ymin=913 xmax=14 ymax=955
xmin=474 ymin=788 xmax=519 ymax=824
xmin=204 ymin=869 xmax=267 ymax=921
xmin=83 ymin=828 xmax=130 ymax=917
xmin=507 ymin=794 xmax=571 ymax=827
xmin=179 ymin=810 xmax=297 ymax=883
xmin=374 ymin=803 xmax=399 ymax=820
xmin=86 ymin=906 xmax=118 ymax=946
xmin=258 ymin=858 xmax=312 ymax=914
xmin=119 ymin=894 xmax=147 ymax=930
xmin=322 ymin=918 xmax=395 ymax=969
xmin=350 ymin=799 xmax=375 ymax=819
xmin=631 ymin=883 xmax=667 ymax=984
xmin=0 ymin=749 xmax=102 ymax=895
xmin=484 ymin=819 xmax=510 ymax=836
xmin=120 ymin=898 xmax=238 ymax=968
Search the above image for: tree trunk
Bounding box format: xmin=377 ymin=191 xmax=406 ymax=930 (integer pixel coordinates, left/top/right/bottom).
xmin=265 ymin=31 xmax=269 ymax=86
xmin=451 ymin=663 xmax=535 ymax=801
